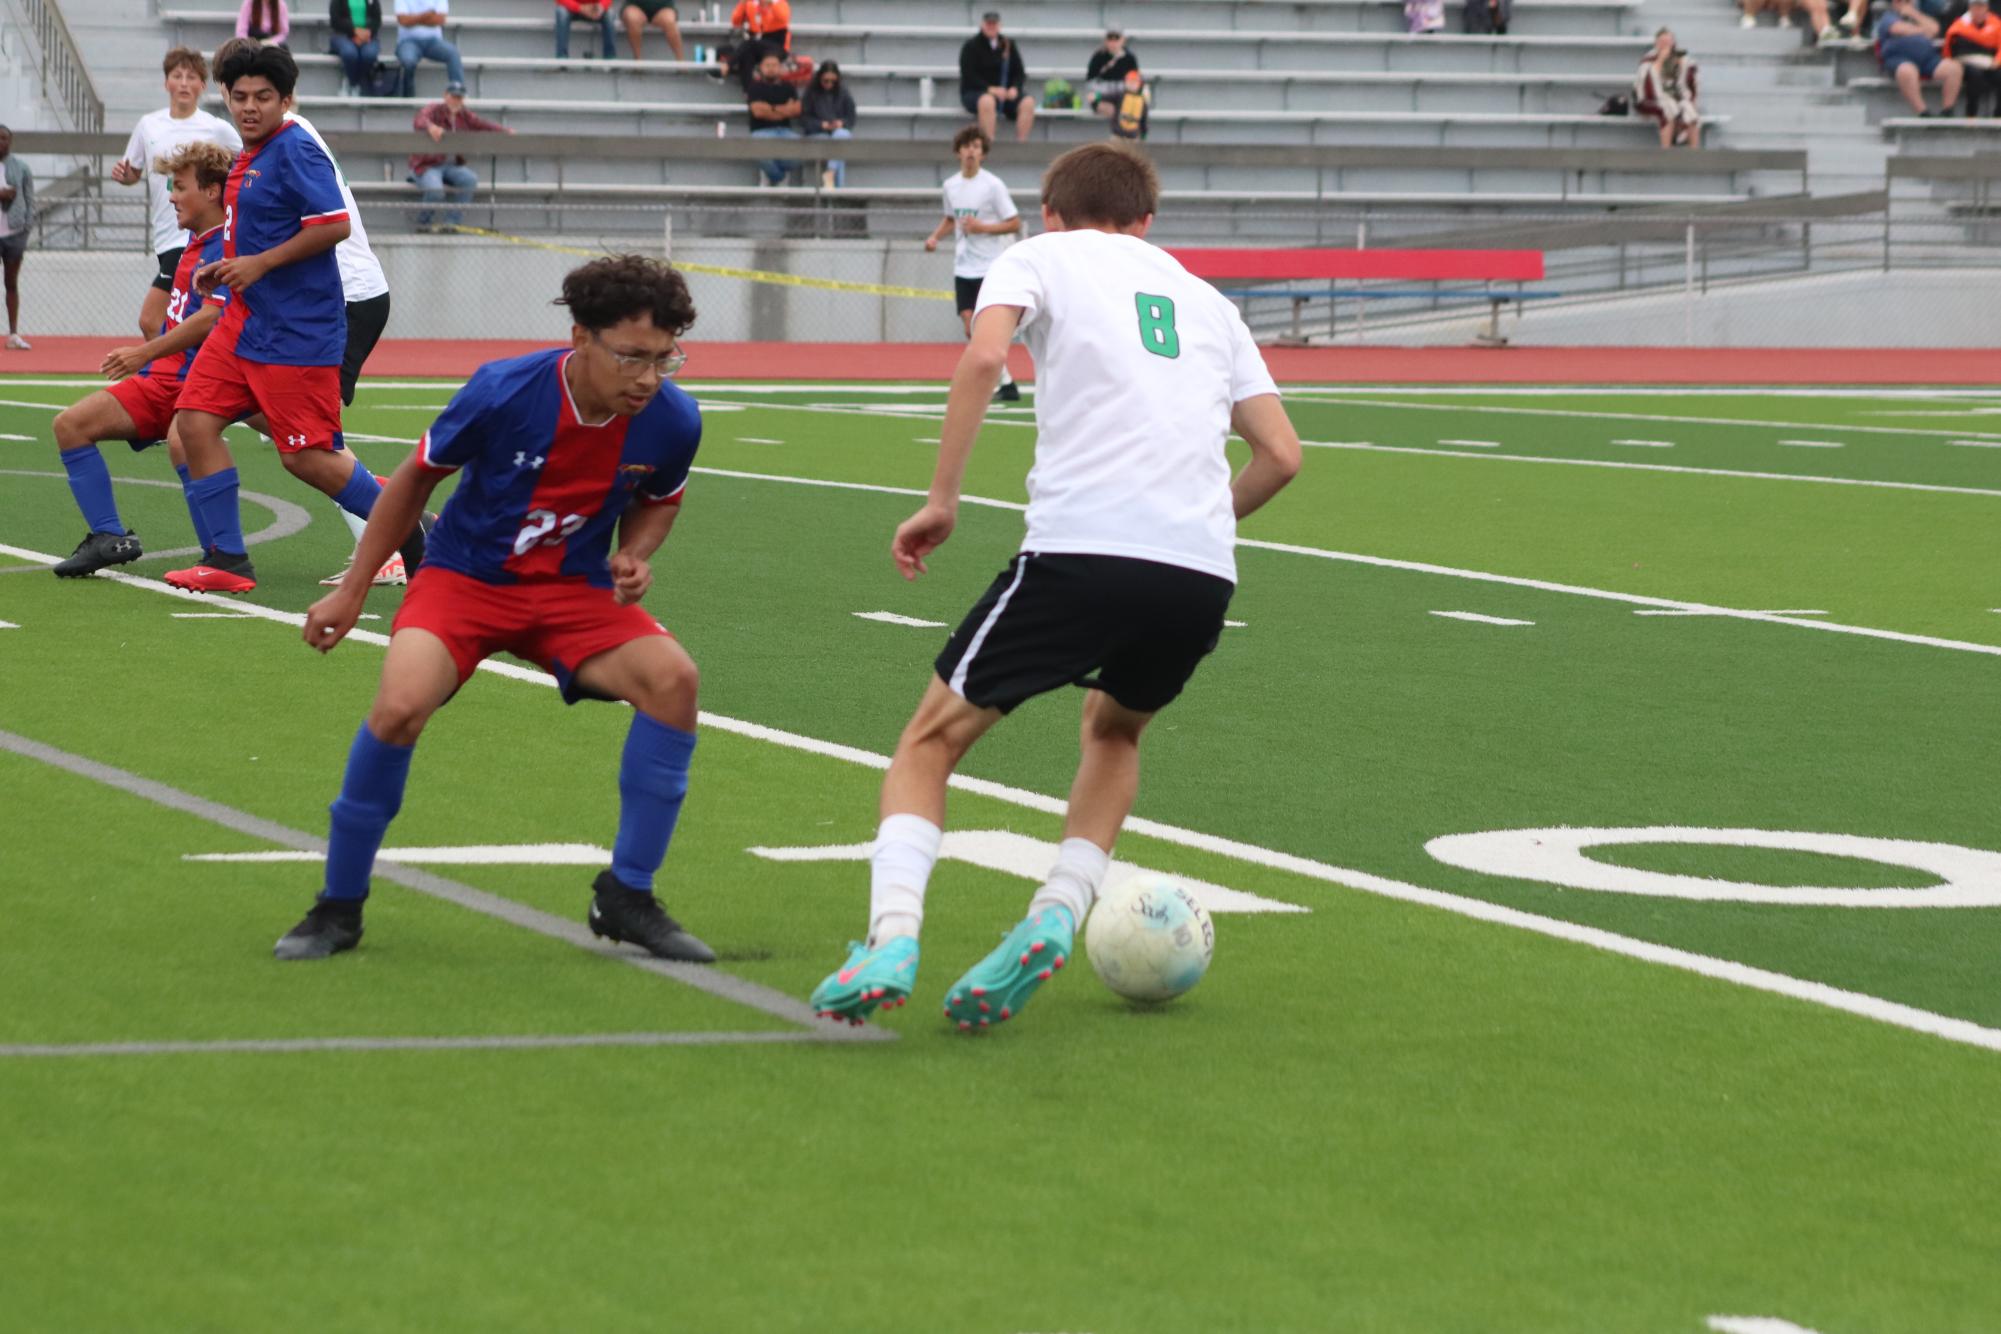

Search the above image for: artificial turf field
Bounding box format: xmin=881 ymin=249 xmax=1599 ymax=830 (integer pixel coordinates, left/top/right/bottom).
xmin=2 ymin=375 xmax=1998 ymax=1333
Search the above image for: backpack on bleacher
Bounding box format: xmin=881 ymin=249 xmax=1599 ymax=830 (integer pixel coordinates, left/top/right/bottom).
xmin=365 ymin=62 xmax=403 ymax=98
xmin=1043 ymin=78 xmax=1076 ymax=109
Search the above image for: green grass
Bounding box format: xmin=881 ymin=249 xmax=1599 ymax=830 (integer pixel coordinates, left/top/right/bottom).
xmin=2 ymin=377 xmax=1999 ymax=1332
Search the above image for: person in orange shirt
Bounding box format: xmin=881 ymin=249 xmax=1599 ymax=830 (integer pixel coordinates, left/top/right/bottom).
xmin=1945 ymin=0 xmax=2001 ymax=115
xmin=717 ymin=0 xmax=790 ymax=82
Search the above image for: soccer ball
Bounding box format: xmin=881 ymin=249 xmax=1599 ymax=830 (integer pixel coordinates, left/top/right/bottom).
xmin=1084 ymin=873 xmax=1215 ymax=1003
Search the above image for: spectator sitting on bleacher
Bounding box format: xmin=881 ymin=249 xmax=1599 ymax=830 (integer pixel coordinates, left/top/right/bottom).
xmin=623 ymin=0 xmax=687 ymax=61
xmin=1740 ymin=0 xmax=1840 ymax=42
xmin=329 ymin=1 xmax=384 ymax=96
xmin=746 ymin=51 xmax=804 ymax=187
xmin=1944 ymin=0 xmax=2001 ymax=113
xmin=1634 ymin=28 xmax=1702 ymax=148
xmin=1109 ymin=70 xmax=1149 ymax=140
xmin=395 ymin=0 xmax=466 ymax=98
xmin=1085 ymin=30 xmax=1137 ymax=119
xmin=238 ymin=0 xmax=291 ymax=45
xmin=1463 ymin=0 xmax=1510 ymax=34
xmin=800 ymin=61 xmax=857 ymax=189
xmin=557 ymin=0 xmax=618 ymax=58
xmin=409 ymin=80 xmax=512 ymax=232
xmin=717 ymin=0 xmax=789 ymax=83
xmin=1405 ymin=0 xmax=1446 ymax=33
xmin=560 ymin=0 xmax=620 ymax=58
xmin=1877 ymin=0 xmax=1963 ymax=115
xmin=961 ymin=10 xmax=1036 ymax=143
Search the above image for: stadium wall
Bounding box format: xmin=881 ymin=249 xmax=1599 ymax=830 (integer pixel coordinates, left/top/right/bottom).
xmin=20 ymin=239 xmax=2001 ymax=350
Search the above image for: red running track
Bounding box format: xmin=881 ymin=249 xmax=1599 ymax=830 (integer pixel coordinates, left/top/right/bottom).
xmin=4 ymin=338 xmax=1994 ymax=385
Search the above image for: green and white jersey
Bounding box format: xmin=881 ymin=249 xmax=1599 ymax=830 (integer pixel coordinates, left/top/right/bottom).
xmin=941 ymin=167 xmax=1018 ymax=279
xmin=974 ymin=229 xmax=1279 ymax=583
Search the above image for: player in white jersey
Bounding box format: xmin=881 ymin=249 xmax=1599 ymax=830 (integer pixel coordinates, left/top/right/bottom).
xmin=813 ymin=141 xmax=1302 ymax=1030
xmin=110 ymin=47 xmax=242 ymax=339
xmin=923 ymin=127 xmax=1022 ymax=402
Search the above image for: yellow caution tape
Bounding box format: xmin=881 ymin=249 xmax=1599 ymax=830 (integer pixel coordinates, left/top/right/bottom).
xmin=451 ymin=225 xmax=954 ymax=301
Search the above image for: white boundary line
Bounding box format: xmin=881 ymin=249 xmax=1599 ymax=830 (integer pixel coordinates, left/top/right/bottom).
xmin=6 ymin=538 xmax=2000 ymax=1058
xmin=1284 ymin=393 xmax=2001 ymax=442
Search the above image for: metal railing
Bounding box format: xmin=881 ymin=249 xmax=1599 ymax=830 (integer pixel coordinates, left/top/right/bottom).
xmin=15 ymin=0 xmax=104 ymax=134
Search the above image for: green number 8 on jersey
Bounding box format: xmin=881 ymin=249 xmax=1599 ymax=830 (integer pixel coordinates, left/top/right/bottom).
xmin=1135 ymin=292 xmax=1181 ymax=359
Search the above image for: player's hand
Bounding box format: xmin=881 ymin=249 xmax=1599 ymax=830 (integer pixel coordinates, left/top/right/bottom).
xmin=303 ymin=589 xmax=365 ymax=653
xmin=924 ymin=235 xmax=938 ymax=251
xmin=100 ymin=346 xmax=148 ymax=380
xmin=196 ymin=254 xmax=269 ymax=295
xmin=110 ymin=160 xmax=142 ymax=185
xmin=610 ymin=551 xmax=653 ymax=605
xmin=891 ymin=503 xmax=956 ymax=580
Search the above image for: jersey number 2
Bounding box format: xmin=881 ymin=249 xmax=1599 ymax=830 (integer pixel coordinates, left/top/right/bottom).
xmin=1135 ymin=293 xmax=1181 ymax=360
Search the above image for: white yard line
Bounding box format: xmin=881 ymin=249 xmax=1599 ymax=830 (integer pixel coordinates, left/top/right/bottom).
xmin=1436 ymin=438 xmax=1500 ymax=448
xmin=735 ymin=437 xmax=786 ymax=445
xmin=1706 ymin=1317 xmax=1828 ymax=1334
xmin=1610 ymin=438 xmax=1675 ymax=448
xmin=1431 ymin=611 xmax=1534 ymax=627
xmin=853 ymin=611 xmax=948 ymax=628
xmin=1777 ymin=439 xmax=1846 ymax=449
xmin=1285 ymin=393 xmax=2001 ymax=442
xmin=1948 ymin=439 xmax=2001 ymax=449
xmin=7 ymin=535 xmax=2001 ymax=1059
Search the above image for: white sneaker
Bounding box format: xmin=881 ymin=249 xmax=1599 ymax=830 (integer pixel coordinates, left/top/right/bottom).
xmin=372 ymin=553 xmax=408 ymax=586
xmin=1740 ymin=12 xmax=1757 ymax=25
xmin=1819 ymin=23 xmax=1842 ymax=39
xmin=319 ymin=557 xmax=355 ymax=586
xmin=5 ymin=333 xmax=29 ymax=350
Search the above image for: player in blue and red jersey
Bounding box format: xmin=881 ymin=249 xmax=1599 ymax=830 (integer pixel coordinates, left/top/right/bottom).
xmin=164 ymin=43 xmax=421 ymax=595
xmin=274 ymin=255 xmax=714 ymax=963
xmin=48 ymin=140 xmax=236 ymax=578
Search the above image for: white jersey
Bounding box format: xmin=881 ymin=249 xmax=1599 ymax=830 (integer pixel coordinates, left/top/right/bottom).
xmin=941 ymin=168 xmax=1018 ymax=279
xmin=285 ymin=113 xmax=390 ymax=302
xmin=974 ymin=229 xmax=1279 ymax=583
xmin=121 ymin=107 xmax=242 ymax=255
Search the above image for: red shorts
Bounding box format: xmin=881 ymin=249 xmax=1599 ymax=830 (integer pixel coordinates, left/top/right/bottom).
xmin=175 ymin=316 xmax=343 ymax=453
xmin=107 ymin=373 xmax=184 ymax=444
xmin=392 ymin=566 xmax=672 ymax=703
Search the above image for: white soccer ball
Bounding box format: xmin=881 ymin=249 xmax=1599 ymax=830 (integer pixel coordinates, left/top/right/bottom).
xmin=1084 ymin=873 xmax=1215 ymax=1003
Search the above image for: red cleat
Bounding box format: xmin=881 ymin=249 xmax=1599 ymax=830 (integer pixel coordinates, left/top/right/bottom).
xmin=164 ymin=552 xmax=256 ymax=594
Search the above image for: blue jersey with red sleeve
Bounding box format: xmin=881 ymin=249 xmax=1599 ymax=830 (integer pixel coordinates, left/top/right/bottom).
xmin=219 ymin=119 xmax=349 ymax=367
xmin=140 ymin=223 xmax=231 ymax=382
xmin=416 ymin=349 xmax=701 ymax=587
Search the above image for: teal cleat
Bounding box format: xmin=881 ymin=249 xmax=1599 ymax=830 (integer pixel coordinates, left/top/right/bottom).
xmin=810 ymin=936 xmax=920 ymax=1025
xmin=942 ymin=906 xmax=1075 ymax=1032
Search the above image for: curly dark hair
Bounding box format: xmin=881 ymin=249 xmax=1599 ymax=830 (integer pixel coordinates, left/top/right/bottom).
xmin=556 ymin=255 xmax=698 ymax=336
xmin=952 ymin=125 xmax=992 ymax=154
xmin=215 ymin=43 xmax=298 ymax=98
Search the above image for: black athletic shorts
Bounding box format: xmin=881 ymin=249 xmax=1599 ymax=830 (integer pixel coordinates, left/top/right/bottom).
xmin=954 ymin=274 xmax=985 ymax=314
xmin=935 ymin=552 xmax=1234 ymax=715
xmin=152 ymin=245 xmax=185 ymax=293
xmin=961 ymin=87 xmax=1024 ymax=119
xmin=341 ymin=291 xmax=392 ymax=406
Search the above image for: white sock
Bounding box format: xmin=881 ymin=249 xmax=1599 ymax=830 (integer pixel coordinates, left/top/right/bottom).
xmin=1029 ymin=837 xmax=1110 ymax=928
xmin=997 ymin=362 xmax=1015 ymax=387
xmin=869 ymin=813 xmax=942 ymax=944
xmin=337 ymin=504 xmax=368 ymax=544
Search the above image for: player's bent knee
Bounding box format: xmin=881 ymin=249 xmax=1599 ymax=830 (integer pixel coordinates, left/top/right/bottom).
xmin=366 ymin=695 xmax=437 ymax=746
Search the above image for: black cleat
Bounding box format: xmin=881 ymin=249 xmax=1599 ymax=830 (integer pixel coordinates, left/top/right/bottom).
xmin=273 ymin=900 xmax=364 ymax=961
xmin=993 ymin=381 xmax=1022 ymax=403
xmin=587 ymin=870 xmax=716 ymax=963
xmin=398 ymin=510 xmax=436 ymax=576
xmin=53 ymin=530 xmax=143 ymax=577
xmin=127 ymin=436 xmax=165 ymax=452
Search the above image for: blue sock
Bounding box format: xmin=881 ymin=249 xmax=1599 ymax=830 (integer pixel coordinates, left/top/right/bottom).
xmin=610 ymin=714 xmax=697 ymax=892
xmin=60 ymin=446 xmax=124 ymax=535
xmin=174 ymin=463 xmax=214 ymax=551
xmin=332 ymin=463 xmax=382 ymax=521
xmin=185 ymin=468 xmax=245 ymax=557
xmin=321 ymin=723 xmax=416 ymax=903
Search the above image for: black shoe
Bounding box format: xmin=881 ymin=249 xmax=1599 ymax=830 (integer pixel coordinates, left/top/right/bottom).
xmin=587 ymin=870 xmax=716 ymax=963
xmin=993 ymin=381 xmax=1022 ymax=403
xmin=127 ymin=436 xmax=165 ymax=452
xmin=398 ymin=511 xmax=436 ymax=575
xmin=274 ymin=900 xmax=364 ymax=961
xmin=52 ymin=530 xmax=143 ymax=577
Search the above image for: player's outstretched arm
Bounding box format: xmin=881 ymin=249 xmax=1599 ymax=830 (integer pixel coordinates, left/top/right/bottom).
xmin=1228 ymin=393 xmax=1303 ymax=522
xmin=100 ymin=304 xmax=222 ymax=380
xmin=303 ymin=451 xmax=446 ymax=653
xmin=894 ymin=304 xmax=1021 ymax=579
